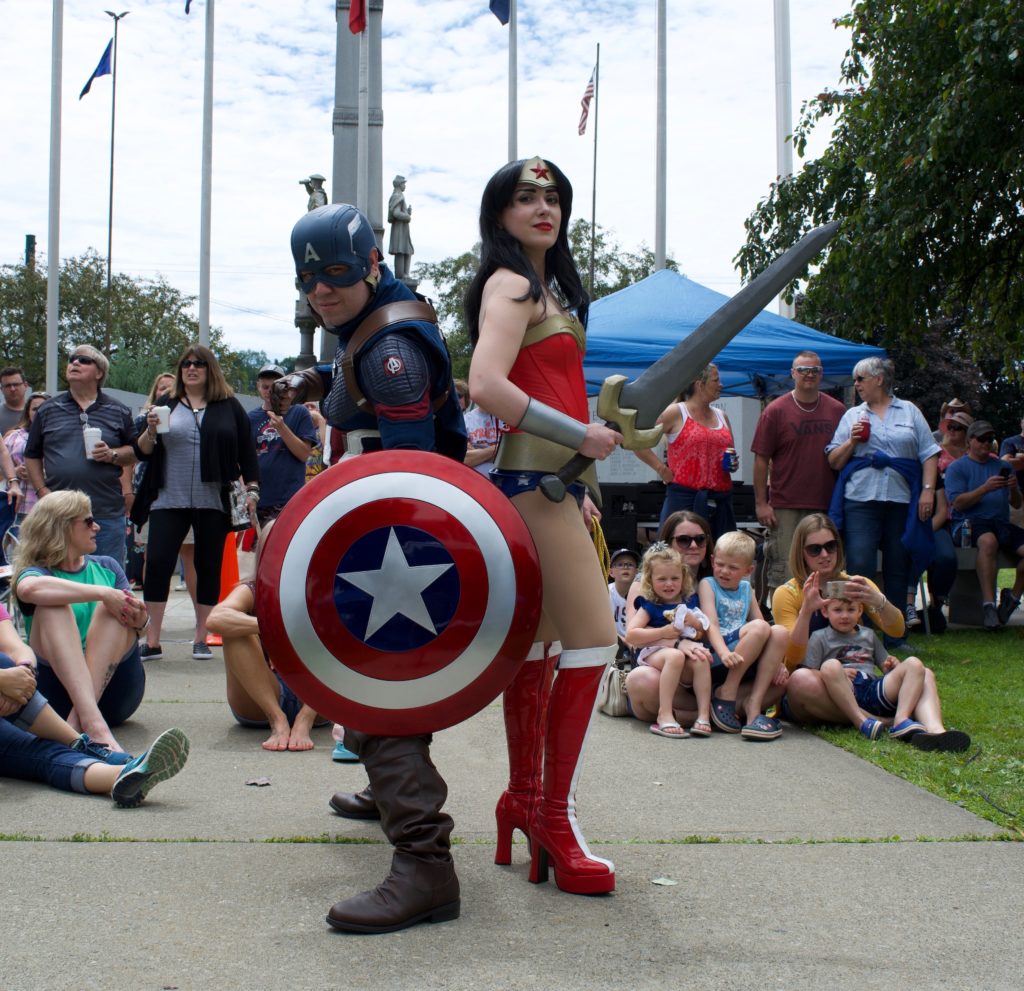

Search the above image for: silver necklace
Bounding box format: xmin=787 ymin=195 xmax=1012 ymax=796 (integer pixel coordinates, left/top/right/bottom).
xmin=791 ymin=390 xmax=820 ymax=414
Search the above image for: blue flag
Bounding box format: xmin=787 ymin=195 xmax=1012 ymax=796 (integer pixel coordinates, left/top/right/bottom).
xmin=79 ymin=39 xmax=113 ymax=100
xmin=490 ymin=1 xmax=510 ymax=25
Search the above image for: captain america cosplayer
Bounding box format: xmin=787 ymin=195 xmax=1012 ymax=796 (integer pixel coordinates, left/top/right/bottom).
xmin=278 ymin=203 xmax=467 ymax=934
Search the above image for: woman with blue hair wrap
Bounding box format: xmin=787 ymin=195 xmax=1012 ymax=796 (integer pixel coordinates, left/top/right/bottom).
xmin=826 ymin=357 xmax=939 ymax=648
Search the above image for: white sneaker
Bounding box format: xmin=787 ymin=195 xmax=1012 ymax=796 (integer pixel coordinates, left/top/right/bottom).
xmin=175 ymin=582 xmax=187 ymax=592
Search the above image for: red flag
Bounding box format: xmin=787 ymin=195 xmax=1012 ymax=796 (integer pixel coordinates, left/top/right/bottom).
xmin=349 ymin=0 xmax=366 ymax=33
xmin=578 ymin=68 xmax=596 ymax=136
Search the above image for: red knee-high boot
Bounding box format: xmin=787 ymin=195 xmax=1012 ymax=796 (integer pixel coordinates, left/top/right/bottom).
xmin=494 ymin=641 xmax=558 ymax=864
xmin=529 ymin=646 xmax=617 ymax=894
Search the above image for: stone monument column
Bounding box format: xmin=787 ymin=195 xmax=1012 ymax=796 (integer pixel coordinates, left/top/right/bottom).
xmin=294 ymin=174 xmax=330 ymax=371
xmin=328 ymin=1 xmax=385 ymax=360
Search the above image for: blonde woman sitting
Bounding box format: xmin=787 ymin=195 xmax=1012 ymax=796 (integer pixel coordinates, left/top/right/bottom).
xmin=13 ymin=491 xmax=147 ymax=754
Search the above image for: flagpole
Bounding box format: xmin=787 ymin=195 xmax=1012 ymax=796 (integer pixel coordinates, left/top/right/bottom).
xmin=507 ymin=0 xmax=517 ymax=160
xmin=588 ymin=43 xmax=599 ymax=295
xmin=47 ymin=0 xmax=63 ymax=394
xmin=357 ymin=26 xmax=368 ymax=212
xmin=654 ymin=0 xmax=667 ymax=270
xmin=105 ymin=11 xmax=129 ymax=354
xmin=198 ymin=0 xmax=215 ymax=346
xmin=773 ymin=0 xmax=795 ymax=317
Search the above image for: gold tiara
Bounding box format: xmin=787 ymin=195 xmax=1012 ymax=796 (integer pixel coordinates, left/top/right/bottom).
xmin=518 ymin=156 xmax=556 ymax=188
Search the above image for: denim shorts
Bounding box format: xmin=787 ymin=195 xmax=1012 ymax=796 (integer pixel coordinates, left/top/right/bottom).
xmin=710 ymin=650 xmax=756 ymax=688
xmin=231 ymin=672 xmax=328 ymax=728
xmin=489 ymin=470 xmax=585 ymax=508
xmin=851 ymin=670 xmax=897 ymax=717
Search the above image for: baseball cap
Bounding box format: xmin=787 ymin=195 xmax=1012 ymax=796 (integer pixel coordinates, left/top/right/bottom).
xmin=258 ymin=363 xmax=286 ymax=379
xmin=610 ymin=548 xmax=640 ymax=566
xmin=967 ymin=420 xmax=996 ymax=441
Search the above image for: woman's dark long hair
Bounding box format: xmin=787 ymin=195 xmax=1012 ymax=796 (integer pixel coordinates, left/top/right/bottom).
xmin=464 ymin=157 xmax=588 ymax=345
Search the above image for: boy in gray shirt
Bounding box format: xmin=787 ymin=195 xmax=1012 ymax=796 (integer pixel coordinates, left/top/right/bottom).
xmin=803 ymin=596 xmax=969 ymax=751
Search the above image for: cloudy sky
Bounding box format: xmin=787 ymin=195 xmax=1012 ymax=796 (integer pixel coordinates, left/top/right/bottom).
xmin=2 ymin=1 xmax=851 ymax=360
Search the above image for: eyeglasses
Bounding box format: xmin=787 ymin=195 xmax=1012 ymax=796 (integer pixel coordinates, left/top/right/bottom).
xmin=975 ymin=435 xmax=995 ymax=443
xmin=804 ymin=539 xmax=838 ymax=557
xmin=611 ymin=560 xmax=637 ymax=568
xmin=69 ymin=354 xmax=97 ymax=366
xmin=77 ymin=516 xmax=97 ymax=527
xmin=181 ymin=359 xmax=208 ymax=369
xmin=794 ymin=365 xmax=823 ymax=375
xmin=853 ymin=375 xmax=869 ymax=382
xmin=1 ymin=381 xmax=25 ymax=389
xmin=673 ymin=534 xmax=707 ymax=548
xmin=946 ymin=423 xmax=966 ymax=432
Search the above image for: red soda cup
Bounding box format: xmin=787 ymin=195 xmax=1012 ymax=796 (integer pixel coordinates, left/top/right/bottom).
xmin=855 ymin=417 xmax=871 ymax=443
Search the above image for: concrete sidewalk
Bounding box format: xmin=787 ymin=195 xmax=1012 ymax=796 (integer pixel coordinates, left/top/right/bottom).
xmin=3 ymin=592 xmax=1021 ymax=991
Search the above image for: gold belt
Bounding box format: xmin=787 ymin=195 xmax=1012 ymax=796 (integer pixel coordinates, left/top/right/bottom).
xmin=495 ymin=431 xmax=601 ymax=507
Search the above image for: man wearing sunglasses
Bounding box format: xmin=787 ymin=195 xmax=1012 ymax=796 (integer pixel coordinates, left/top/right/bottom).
xmin=945 ymin=419 xmax=1024 ymax=629
xmin=24 ymin=346 xmax=136 ymax=565
xmin=751 ymin=351 xmax=845 ymax=600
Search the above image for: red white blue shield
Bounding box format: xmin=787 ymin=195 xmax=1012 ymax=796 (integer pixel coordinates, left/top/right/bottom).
xmin=256 ymin=450 xmax=542 ymax=735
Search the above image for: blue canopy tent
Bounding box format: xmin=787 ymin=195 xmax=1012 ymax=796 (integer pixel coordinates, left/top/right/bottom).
xmin=583 ymin=269 xmax=885 ymax=398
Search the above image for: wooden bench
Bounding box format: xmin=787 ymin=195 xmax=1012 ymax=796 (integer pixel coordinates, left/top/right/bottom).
xmin=947 ymin=547 xmax=1021 ymax=627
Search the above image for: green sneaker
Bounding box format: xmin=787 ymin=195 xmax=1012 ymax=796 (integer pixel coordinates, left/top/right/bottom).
xmin=112 ymin=728 xmax=190 ymax=808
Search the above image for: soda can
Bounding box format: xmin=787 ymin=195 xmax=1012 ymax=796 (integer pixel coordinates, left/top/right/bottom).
xmin=722 ymin=447 xmax=738 ymax=473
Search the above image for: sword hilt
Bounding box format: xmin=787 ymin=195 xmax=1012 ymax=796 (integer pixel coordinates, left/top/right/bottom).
xmin=538 ymin=420 xmax=621 ymax=503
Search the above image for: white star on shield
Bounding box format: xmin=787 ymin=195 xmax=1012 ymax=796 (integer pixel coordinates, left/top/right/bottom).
xmin=338 ymin=527 xmax=454 ymax=640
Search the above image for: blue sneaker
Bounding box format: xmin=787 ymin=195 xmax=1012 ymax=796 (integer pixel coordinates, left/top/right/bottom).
xmin=112 ymin=728 xmax=190 ymax=808
xmin=332 ymin=740 xmax=360 ymax=763
xmin=71 ymin=733 xmax=133 ymax=765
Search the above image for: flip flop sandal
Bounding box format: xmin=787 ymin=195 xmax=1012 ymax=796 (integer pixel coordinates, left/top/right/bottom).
xmin=710 ymin=696 xmax=741 ymax=734
xmin=888 ymin=719 xmax=925 ymax=740
xmin=650 ymin=721 xmax=689 ymax=739
xmin=910 ymin=729 xmax=971 ymax=753
xmin=689 ymin=719 xmax=712 ymax=737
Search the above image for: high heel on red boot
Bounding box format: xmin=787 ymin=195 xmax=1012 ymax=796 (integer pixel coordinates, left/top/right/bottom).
xmin=494 ymin=643 xmax=557 ymax=865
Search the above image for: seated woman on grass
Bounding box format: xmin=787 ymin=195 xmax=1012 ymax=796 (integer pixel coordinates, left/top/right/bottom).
xmin=13 ymin=491 xmax=148 ymax=755
xmin=773 ymin=513 xmax=966 ymax=750
xmin=207 ymin=528 xmax=327 ymax=752
xmin=0 ymin=654 xmax=189 ymax=806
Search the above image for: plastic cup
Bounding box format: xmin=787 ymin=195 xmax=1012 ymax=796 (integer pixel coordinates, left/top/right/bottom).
xmin=83 ymin=426 xmax=102 ymax=458
xmin=856 ymin=417 xmax=871 ymax=442
xmin=154 ymin=406 xmax=171 ymax=433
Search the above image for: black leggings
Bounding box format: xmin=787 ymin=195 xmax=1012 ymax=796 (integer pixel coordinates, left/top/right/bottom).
xmin=144 ymin=507 xmax=229 ymax=605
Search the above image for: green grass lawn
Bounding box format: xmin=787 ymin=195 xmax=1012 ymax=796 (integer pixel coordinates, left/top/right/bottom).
xmin=807 ymin=620 xmax=1024 ymax=838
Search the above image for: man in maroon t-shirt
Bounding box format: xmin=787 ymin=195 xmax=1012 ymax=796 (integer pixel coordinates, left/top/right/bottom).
xmin=751 ymin=350 xmax=846 ymax=597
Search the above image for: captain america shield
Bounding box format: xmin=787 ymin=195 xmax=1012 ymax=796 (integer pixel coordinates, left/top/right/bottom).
xmin=255 ymin=450 xmax=542 ymax=735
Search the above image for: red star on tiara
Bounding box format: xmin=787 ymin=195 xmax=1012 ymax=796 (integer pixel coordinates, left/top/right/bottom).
xmin=530 ymin=164 xmax=550 ymax=180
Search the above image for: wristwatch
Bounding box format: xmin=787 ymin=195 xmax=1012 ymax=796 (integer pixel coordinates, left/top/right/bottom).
xmin=922 ymin=483 xmax=934 ymax=490
xmin=111 ymin=450 xmax=119 ymax=465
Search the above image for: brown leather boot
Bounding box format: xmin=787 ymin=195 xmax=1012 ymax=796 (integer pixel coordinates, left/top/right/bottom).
xmin=329 ymin=785 xmax=380 ymax=820
xmin=327 ymin=734 xmax=460 ymax=934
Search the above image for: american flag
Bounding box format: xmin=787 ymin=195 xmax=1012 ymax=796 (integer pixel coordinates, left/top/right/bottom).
xmin=578 ymin=67 xmax=596 ymax=136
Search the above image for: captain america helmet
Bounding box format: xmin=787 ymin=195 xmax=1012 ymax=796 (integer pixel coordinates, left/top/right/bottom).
xmin=291 ymin=203 xmax=378 ymax=292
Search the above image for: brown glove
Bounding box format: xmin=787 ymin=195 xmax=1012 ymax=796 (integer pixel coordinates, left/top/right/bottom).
xmin=271 ymin=368 xmax=323 ymax=414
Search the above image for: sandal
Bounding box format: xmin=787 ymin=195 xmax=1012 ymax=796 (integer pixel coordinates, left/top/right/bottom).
xmin=910 ymin=729 xmax=971 ymax=753
xmin=741 ymin=714 xmax=782 ymax=741
xmin=859 ymin=718 xmax=884 ymax=740
xmin=650 ymin=721 xmax=689 ymax=739
xmin=888 ymin=719 xmax=925 ymax=740
xmin=689 ymin=719 xmax=712 ymax=738
xmin=710 ymin=696 xmax=741 ymax=734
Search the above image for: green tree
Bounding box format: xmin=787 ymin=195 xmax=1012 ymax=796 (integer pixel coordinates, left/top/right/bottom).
xmin=0 ymin=249 xmax=248 ymax=393
xmin=413 ymin=221 xmax=677 ymax=379
xmin=736 ymin=0 xmax=1024 ymax=362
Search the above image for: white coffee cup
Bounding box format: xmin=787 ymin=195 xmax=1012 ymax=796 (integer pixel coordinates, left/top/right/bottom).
xmin=153 ymin=406 xmax=171 ymax=433
xmin=83 ymin=427 xmax=102 ymax=458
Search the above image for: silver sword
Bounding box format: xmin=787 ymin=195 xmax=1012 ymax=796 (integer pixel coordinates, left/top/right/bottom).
xmin=539 ymin=221 xmax=840 ymax=502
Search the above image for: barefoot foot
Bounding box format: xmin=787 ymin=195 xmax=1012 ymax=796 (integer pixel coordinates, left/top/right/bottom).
xmin=261 ymin=727 xmax=291 ymax=751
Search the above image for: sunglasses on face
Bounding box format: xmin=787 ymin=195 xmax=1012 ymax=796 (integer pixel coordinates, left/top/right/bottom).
xmin=853 ymin=375 xmax=870 ymax=383
xmin=975 ymin=435 xmax=995 ymax=444
xmin=805 ymin=540 xmax=838 ymax=557
xmin=69 ymin=354 xmax=97 ymax=365
xmin=181 ymin=359 xmax=208 ymax=369
xmin=78 ymin=516 xmax=97 ymax=527
xmin=794 ymin=365 xmax=823 ymax=375
xmin=673 ymin=534 xmax=707 ymax=548
xmin=946 ymin=423 xmax=966 ymax=432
